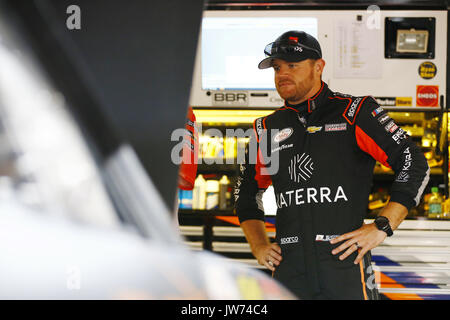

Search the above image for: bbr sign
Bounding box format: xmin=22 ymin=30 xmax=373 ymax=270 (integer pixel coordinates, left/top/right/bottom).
xmin=212 ymin=92 xmax=249 ymax=106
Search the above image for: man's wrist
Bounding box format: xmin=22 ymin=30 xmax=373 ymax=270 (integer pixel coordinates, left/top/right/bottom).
xmin=250 ymin=241 xmax=264 ymax=253
xmin=374 ymin=216 xmax=394 ymax=237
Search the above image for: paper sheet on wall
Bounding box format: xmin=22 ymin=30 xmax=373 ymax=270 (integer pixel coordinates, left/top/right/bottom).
xmin=333 ymin=17 xmax=382 ymax=78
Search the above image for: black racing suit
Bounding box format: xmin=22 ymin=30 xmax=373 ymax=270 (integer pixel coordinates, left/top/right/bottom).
xmin=234 ymin=81 xmax=430 ymax=300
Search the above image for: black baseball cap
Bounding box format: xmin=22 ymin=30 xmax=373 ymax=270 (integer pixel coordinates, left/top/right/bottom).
xmin=258 ymin=31 xmax=322 ymax=69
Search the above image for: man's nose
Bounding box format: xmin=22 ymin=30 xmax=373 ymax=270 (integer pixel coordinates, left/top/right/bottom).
xmin=276 ymin=64 xmax=291 ymax=77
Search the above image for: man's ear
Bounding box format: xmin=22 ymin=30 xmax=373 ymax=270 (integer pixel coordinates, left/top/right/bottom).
xmin=316 ymin=58 xmax=326 ymax=75
xmin=317 ymin=59 xmax=325 ymax=70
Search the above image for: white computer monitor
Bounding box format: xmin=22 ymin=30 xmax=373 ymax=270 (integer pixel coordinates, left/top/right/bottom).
xmin=201 ymin=16 xmax=318 ymax=91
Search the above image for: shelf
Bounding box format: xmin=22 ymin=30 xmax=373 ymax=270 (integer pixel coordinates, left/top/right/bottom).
xmin=384 ymin=107 xmax=445 ymax=113
xmin=178 ymin=209 xmax=446 ymax=222
xmin=197 ymin=163 xmax=239 ymax=174
xmin=178 ymin=209 xmax=236 ymax=217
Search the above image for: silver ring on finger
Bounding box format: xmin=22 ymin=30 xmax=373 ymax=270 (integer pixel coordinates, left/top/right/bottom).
xmin=355 ymin=242 xmax=361 ymax=249
xmin=268 ymin=260 xmax=274 ymax=267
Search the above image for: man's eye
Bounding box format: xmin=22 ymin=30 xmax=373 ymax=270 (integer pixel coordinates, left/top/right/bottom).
xmin=288 ymin=64 xmax=296 ymax=68
xmin=274 ymin=66 xmax=280 ymax=71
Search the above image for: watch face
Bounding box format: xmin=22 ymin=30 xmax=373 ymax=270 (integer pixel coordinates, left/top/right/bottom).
xmin=377 ymin=218 xmax=388 ymax=228
xmin=376 ymin=217 xmax=393 ymax=236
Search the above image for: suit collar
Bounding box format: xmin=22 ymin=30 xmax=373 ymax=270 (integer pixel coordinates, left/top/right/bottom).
xmin=283 ymin=81 xmax=331 ymax=113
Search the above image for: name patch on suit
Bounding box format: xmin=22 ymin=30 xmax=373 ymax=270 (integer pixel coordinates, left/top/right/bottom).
xmin=325 ymin=123 xmax=347 ymax=132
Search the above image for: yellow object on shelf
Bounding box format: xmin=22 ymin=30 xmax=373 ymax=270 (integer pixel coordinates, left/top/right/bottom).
xmin=199 ymin=135 xmax=224 ymax=160
xmin=193 ymin=108 xmax=274 ymax=125
xmin=224 ymin=137 xmax=237 ymax=160
xmin=389 ymin=112 xmax=424 ymax=124
xmin=442 ymin=198 xmax=450 ymax=220
xmin=402 ymin=124 xmax=424 ymax=137
xmin=368 ymin=199 xmax=389 ymax=210
xmin=427 ymin=158 xmax=443 ymax=168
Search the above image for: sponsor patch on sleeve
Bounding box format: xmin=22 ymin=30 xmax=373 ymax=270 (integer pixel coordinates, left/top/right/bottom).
xmin=377 ymin=114 xmax=391 ymax=125
xmin=384 ymin=121 xmax=398 ymax=133
xmin=371 ymin=106 xmax=384 ymax=117
xmin=392 ymin=128 xmax=407 ymax=144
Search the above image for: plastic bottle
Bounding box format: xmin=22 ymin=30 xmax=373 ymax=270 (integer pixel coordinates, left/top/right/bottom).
xmin=178 ymin=189 xmax=193 ymax=209
xmin=443 ymin=197 xmax=450 ymax=220
xmin=428 ymin=187 xmax=443 ymax=219
xmin=219 ymin=175 xmax=230 ymax=210
xmin=193 ymin=174 xmax=206 ymax=210
xmin=226 ymin=186 xmax=232 ymax=208
xmin=205 ymin=180 xmax=219 ymax=210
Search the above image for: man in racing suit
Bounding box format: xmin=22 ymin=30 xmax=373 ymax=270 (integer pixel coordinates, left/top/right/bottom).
xmin=234 ymin=31 xmax=430 ymax=300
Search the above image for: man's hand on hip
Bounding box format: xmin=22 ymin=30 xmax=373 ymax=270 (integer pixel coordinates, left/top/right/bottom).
xmin=254 ymin=243 xmax=282 ymax=272
xmin=329 ymin=223 xmax=386 ymax=264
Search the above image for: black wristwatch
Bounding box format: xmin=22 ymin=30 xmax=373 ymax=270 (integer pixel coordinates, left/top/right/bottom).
xmin=374 ymin=216 xmax=393 ymax=237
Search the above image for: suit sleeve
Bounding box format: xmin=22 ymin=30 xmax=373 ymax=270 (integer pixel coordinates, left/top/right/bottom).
xmin=354 ymin=97 xmax=430 ymax=211
xmin=234 ymin=118 xmax=272 ymax=223
xmin=178 ymin=107 xmax=198 ymax=190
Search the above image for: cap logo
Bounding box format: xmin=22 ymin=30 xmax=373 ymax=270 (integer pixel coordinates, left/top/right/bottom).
xmin=288 ymin=36 xmax=298 ymax=43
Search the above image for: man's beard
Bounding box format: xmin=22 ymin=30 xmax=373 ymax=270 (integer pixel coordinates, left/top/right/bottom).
xmin=278 ymin=70 xmax=315 ymax=103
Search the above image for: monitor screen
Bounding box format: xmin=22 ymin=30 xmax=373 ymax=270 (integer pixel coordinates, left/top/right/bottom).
xmin=201 ymin=17 xmax=318 ymax=90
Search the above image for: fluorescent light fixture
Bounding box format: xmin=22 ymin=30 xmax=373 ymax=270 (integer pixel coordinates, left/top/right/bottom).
xmin=396 ymin=29 xmax=428 ymax=53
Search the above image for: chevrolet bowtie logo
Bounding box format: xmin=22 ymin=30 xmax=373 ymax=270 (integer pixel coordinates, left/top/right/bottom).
xmin=288 ymin=153 xmax=314 ymax=182
xmin=306 ymin=126 xmax=322 ymax=133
